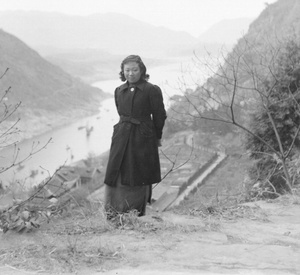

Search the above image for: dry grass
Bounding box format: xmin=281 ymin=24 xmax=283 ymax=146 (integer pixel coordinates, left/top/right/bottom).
xmin=0 ymin=197 xmax=209 ymax=273
xmin=268 ymin=187 xmax=300 ymax=206
xmin=169 ymin=154 xmax=272 ymax=224
xmin=0 ymin=198 xmax=122 ymax=273
xmin=176 ymin=155 xmax=251 ymax=205
xmin=0 ymin=237 xmax=122 ymax=273
xmin=46 ymin=200 xmax=112 ymax=235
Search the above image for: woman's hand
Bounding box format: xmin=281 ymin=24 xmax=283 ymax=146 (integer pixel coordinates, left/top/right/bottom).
xmin=157 ymin=139 xmax=162 ymax=147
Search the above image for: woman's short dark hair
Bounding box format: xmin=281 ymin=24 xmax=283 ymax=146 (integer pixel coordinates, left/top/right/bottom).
xmin=119 ymin=55 xmax=150 ymax=82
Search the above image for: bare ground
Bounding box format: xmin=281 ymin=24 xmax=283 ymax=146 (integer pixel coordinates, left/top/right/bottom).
xmin=0 ymin=197 xmax=300 ymax=275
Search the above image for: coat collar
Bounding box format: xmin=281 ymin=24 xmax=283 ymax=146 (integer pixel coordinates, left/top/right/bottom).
xmin=118 ymin=79 xmax=146 ymax=92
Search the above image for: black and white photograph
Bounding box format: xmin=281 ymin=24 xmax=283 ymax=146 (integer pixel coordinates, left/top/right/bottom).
xmin=0 ymin=0 xmax=299 ymax=274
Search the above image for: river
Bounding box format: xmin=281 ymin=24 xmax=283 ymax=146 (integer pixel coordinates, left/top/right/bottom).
xmin=0 ymin=60 xmax=201 ymax=187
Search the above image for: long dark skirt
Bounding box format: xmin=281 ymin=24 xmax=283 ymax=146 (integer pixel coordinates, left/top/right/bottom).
xmin=104 ymin=174 xmax=152 ymax=217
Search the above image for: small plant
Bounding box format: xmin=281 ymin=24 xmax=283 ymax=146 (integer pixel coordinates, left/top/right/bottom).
xmin=0 ymin=169 xmax=70 ymax=233
xmin=108 ymin=209 xmax=140 ymax=229
xmin=0 ymin=204 xmax=50 ymax=233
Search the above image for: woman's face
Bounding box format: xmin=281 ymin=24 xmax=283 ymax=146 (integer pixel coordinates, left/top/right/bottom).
xmin=123 ymin=62 xmax=142 ymax=84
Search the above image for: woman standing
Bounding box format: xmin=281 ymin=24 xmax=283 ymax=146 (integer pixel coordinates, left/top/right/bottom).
xmin=104 ymin=55 xmax=167 ymax=217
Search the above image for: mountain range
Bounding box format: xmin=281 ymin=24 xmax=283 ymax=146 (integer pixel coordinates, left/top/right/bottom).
xmin=0 ymin=11 xmax=252 ymax=58
xmin=0 ymin=11 xmax=196 ymax=58
xmin=0 ymin=10 xmax=255 ymax=84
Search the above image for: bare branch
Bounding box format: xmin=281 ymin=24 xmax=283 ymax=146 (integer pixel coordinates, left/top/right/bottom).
xmin=0 ymin=68 xmax=9 ymax=80
xmin=0 ymin=138 xmax=53 ymax=174
xmin=152 ymin=139 xmax=195 ymax=189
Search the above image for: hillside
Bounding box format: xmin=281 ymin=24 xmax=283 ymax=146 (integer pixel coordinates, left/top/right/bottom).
xmin=246 ymin=0 xmax=300 ymax=40
xmin=166 ymin=0 xmax=300 ymax=138
xmin=212 ymin=0 xmax=300 ymax=108
xmin=1 ymin=168 xmax=299 ymax=274
xmin=0 ymin=29 xmax=109 ymax=139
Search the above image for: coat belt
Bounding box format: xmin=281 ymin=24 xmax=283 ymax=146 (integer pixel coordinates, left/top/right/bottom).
xmin=120 ymin=115 xmax=151 ymax=125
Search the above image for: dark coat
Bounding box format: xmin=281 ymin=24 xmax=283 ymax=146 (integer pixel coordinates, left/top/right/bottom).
xmin=104 ymin=79 xmax=167 ymax=187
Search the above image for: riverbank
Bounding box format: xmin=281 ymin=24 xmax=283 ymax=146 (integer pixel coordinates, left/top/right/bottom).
xmin=0 ymin=93 xmax=112 ymax=144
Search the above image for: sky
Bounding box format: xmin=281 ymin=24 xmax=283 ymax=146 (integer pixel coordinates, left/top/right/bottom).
xmin=0 ymin=0 xmax=278 ymax=37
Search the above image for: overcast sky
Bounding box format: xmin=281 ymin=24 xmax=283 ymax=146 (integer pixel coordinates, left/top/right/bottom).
xmin=0 ymin=0 xmax=277 ymax=37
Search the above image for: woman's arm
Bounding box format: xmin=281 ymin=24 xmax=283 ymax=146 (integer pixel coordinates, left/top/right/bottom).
xmin=150 ymin=85 xmax=167 ymax=139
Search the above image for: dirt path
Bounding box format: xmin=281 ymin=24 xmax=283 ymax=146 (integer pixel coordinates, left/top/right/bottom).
xmin=0 ymin=199 xmax=299 ymax=275
xmin=102 ymin=200 xmax=300 ymax=275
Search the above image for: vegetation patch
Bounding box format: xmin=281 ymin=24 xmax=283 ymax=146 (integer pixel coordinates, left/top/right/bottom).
xmin=0 ymin=238 xmax=122 ymax=273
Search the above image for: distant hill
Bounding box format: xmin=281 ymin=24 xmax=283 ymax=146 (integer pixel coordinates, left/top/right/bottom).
xmin=45 ymin=49 xmax=174 ymax=84
xmin=198 ymin=18 xmax=253 ymax=45
xmin=45 ymin=49 xmax=123 ymax=83
xmin=0 ymin=29 xmax=109 ymax=139
xmin=0 ymin=11 xmax=197 ymax=58
xmin=209 ymin=0 xmax=300 ymax=69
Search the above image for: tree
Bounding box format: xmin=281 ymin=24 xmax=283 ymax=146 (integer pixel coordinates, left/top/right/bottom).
xmin=0 ymin=68 xmax=51 ymax=185
xmin=245 ymin=39 xmax=300 ymax=193
xmin=171 ymin=35 xmax=300 ymax=194
xmin=0 ymin=68 xmax=21 ymax=151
